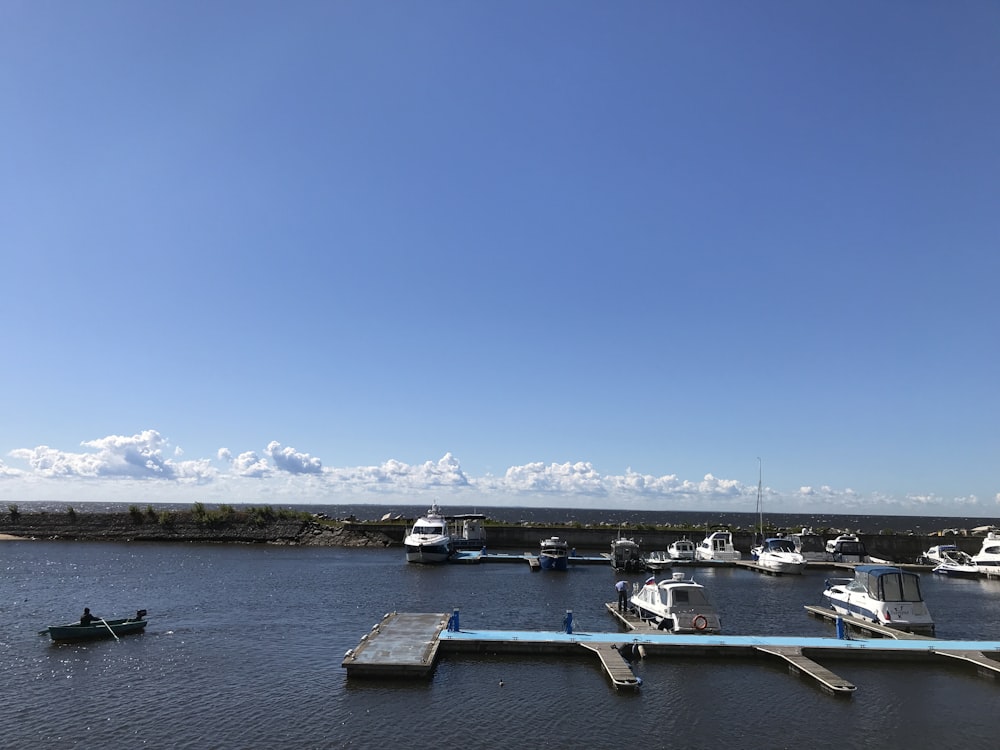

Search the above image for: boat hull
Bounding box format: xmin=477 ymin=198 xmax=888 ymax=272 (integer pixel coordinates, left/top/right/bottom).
xmin=539 ymin=554 xmax=568 ymax=571
xmin=404 ymin=543 xmax=451 ymax=564
xmin=757 ymin=556 xmax=807 ymax=574
xmin=822 ymin=592 xmax=934 ymax=636
xmin=46 ymin=618 xmax=148 ymax=642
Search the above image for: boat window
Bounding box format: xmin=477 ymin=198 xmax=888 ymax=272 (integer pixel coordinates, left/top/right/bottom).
xmin=769 ymin=540 xmax=795 ymax=552
xmin=875 ymin=572 xmax=923 ymax=602
xmin=900 ymin=574 xmax=922 ymax=601
xmin=984 ymin=545 xmax=1000 ymax=555
xmin=413 ymin=525 xmax=443 ymax=534
xmin=671 ymin=588 xmax=710 ymax=606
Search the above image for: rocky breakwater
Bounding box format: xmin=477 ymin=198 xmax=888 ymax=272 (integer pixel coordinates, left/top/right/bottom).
xmin=0 ymin=507 xmax=394 ymax=548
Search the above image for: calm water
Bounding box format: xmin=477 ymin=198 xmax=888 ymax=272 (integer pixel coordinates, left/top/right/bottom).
xmin=4 ymin=539 xmax=1000 ymax=749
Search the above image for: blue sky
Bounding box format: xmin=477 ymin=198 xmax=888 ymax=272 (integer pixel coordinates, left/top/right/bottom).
xmin=2 ymin=2 xmax=998 ymax=515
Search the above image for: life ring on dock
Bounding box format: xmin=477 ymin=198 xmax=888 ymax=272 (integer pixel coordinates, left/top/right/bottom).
xmin=692 ymin=615 xmax=708 ymax=631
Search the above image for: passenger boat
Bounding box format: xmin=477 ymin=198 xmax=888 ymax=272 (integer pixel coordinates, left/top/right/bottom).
xmin=789 ymin=528 xmax=833 ymax=562
xmin=928 ymin=546 xmax=979 ymax=578
xmin=751 ymin=537 xmax=807 ymax=574
xmin=610 ymin=534 xmax=643 ymax=572
xmin=629 ymin=572 xmax=722 ymax=634
xmin=403 ymin=504 xmax=452 ymax=564
xmin=667 ymin=538 xmax=696 ymax=561
xmin=695 ymin=530 xmax=742 ymax=562
xmin=43 ymin=610 xmax=148 ymax=642
xmin=973 ymin=530 xmax=1000 ymax=575
xmin=643 ymin=550 xmax=673 ymax=571
xmin=825 ymin=533 xmax=859 ymax=554
xmin=539 ymin=536 xmax=569 ymax=571
xmin=822 ymin=565 xmax=935 ymax=635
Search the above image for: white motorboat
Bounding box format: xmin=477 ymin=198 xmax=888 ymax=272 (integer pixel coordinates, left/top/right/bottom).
xmin=789 ymin=528 xmax=833 ymax=562
xmin=973 ymin=530 xmax=1000 ymax=575
xmin=667 ymin=538 xmax=696 ymax=561
xmin=822 ymin=565 xmax=935 ymax=636
xmin=928 ymin=545 xmax=979 ymax=578
xmin=749 ymin=464 xmax=804 ymax=573
xmin=751 ymin=537 xmax=807 ymax=575
xmin=539 ymin=536 xmax=569 ymax=571
xmin=403 ymin=504 xmax=452 ymax=564
xmin=611 ymin=535 xmax=643 ymax=572
xmin=695 ymin=530 xmax=742 ymax=562
xmin=825 ymin=533 xmax=859 ymax=554
xmin=643 ymin=550 xmax=673 ymax=571
xmin=629 ymin=572 xmax=722 ymax=634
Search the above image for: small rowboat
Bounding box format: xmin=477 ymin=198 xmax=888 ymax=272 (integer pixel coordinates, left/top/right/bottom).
xmin=42 ymin=610 xmax=148 ymax=642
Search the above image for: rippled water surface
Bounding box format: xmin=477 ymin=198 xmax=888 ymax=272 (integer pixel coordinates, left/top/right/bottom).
xmin=4 ymin=540 xmax=1000 ymax=749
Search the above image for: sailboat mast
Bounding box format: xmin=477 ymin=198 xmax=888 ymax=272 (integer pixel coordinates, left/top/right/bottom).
xmin=756 ymin=458 xmax=763 ymax=540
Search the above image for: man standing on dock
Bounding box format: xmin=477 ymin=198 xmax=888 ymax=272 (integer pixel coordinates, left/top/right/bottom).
xmin=615 ymin=580 xmax=629 ymax=612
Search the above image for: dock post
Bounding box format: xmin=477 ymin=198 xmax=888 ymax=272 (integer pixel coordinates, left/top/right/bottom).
xmin=448 ymin=608 xmax=460 ymax=632
xmin=836 ymin=616 xmax=847 ymax=640
xmin=564 ymin=610 xmax=573 ymax=634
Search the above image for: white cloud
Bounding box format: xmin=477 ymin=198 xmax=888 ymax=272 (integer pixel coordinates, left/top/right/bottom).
xmin=265 ymin=441 xmax=323 ymax=474
xmin=4 ymin=429 xmax=997 ymax=515
xmin=8 ymin=430 xmax=216 ymax=483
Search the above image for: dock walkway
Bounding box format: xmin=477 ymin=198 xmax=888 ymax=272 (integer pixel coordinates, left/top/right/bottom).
xmin=343 ymin=610 xmax=1000 ymax=696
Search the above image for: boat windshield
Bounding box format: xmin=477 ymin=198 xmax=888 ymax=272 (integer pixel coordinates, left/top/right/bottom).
xmin=872 ymin=572 xmax=922 ymax=602
xmin=413 ymin=524 xmax=444 ymax=535
xmin=766 ymin=540 xmax=795 ymax=553
xmin=670 ymin=588 xmax=710 ymax=606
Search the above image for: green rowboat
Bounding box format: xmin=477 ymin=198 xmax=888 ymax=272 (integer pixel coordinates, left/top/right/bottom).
xmin=43 ymin=611 xmax=148 ymax=642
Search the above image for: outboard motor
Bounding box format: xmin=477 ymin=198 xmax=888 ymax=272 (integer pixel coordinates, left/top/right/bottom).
xmin=135 ymin=609 xmax=147 ymax=620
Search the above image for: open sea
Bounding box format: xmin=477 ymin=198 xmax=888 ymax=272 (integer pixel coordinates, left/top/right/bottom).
xmin=4 ymin=504 xmax=1000 ymax=749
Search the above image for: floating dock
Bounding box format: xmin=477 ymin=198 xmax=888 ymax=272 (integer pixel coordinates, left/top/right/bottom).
xmin=450 ymin=550 xmax=611 ymax=568
xmin=343 ymin=610 xmax=1000 ymax=696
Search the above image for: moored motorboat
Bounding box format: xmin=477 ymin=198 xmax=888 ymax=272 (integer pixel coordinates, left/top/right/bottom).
xmin=667 ymin=538 xmax=696 ymax=561
xmin=789 ymin=528 xmax=833 ymax=562
xmin=695 ymin=530 xmax=742 ymax=562
xmin=825 ymin=533 xmax=859 ymax=554
xmin=822 ymin=565 xmax=934 ymax=635
xmin=403 ymin=504 xmax=452 ymax=564
xmin=643 ymin=550 xmax=673 ymax=571
xmin=751 ymin=537 xmax=807 ymax=574
xmin=929 ymin=546 xmax=979 ymax=578
xmin=539 ymin=536 xmax=569 ymax=571
xmin=972 ymin=530 xmax=1000 ymax=575
xmin=43 ymin=610 xmax=148 ymax=642
xmin=611 ymin=535 xmax=643 ymax=572
xmin=829 ymin=537 xmax=868 ymax=563
xmin=629 ymin=572 xmax=721 ymax=634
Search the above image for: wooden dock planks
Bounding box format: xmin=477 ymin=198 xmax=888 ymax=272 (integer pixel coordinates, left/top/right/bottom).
xmin=755 ymin=645 xmax=856 ymax=695
xmin=342 ymin=612 xmax=450 ymax=677
xmin=578 ymin=642 xmax=641 ymax=689
xmin=934 ymin=649 xmax=1000 ymax=678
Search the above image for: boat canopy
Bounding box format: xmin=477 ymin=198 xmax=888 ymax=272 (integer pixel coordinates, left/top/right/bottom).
xmin=853 ymin=566 xmax=923 ymax=603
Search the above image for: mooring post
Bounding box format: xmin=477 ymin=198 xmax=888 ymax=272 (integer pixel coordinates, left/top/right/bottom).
xmin=835 ymin=616 xmax=847 ymax=639
xmin=564 ymin=609 xmax=573 ymax=634
xmin=448 ymin=608 xmax=460 ymax=632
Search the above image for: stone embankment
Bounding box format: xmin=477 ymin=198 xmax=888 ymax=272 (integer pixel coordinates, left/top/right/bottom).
xmin=0 ymin=511 xmax=393 ymax=548
xmin=0 ymin=511 xmax=984 ymax=562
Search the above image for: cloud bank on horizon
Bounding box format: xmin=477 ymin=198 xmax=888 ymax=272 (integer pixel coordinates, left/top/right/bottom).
xmin=1 ymin=430 xmax=993 ymax=515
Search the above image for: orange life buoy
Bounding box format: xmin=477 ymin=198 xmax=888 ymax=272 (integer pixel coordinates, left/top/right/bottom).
xmin=693 ymin=615 xmax=708 ymax=631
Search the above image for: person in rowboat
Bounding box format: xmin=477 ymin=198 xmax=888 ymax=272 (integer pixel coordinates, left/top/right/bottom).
xmin=80 ymin=607 xmax=99 ymax=626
